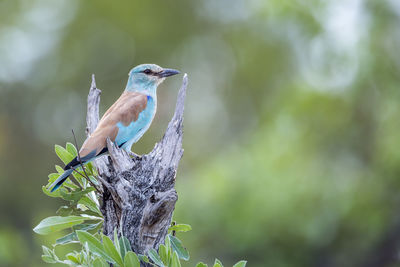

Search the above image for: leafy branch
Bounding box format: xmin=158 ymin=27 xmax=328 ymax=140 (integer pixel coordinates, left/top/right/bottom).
xmin=33 ymin=143 xmax=247 ymax=267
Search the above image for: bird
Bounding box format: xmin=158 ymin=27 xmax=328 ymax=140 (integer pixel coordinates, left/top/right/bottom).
xmin=49 ymin=64 xmax=180 ymax=192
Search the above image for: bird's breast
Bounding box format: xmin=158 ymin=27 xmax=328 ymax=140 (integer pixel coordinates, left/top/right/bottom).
xmin=115 ymin=95 xmax=157 ymax=146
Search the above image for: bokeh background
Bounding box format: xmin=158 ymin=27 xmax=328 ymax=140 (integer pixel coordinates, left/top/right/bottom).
xmin=1 ymin=0 xmax=400 ymax=266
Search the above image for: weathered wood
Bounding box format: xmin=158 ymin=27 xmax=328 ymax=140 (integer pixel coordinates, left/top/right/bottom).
xmin=85 ymin=73 xmax=187 ymax=261
xmin=86 ymin=75 xmax=110 ymax=177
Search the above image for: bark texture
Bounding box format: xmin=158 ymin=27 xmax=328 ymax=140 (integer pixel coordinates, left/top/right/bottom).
xmin=85 ymin=74 xmax=187 ymax=257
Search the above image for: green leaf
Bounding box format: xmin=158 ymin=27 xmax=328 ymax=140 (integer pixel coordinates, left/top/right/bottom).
xmin=33 ymin=216 xmax=85 ymax=235
xmin=88 ymin=173 xmax=99 ymax=185
xmin=103 ymin=234 xmax=124 ymax=266
xmin=119 ymin=236 xmax=132 ymax=259
xmin=71 ymin=168 xmax=85 ymax=181
xmin=165 ymin=235 xmax=171 ymax=251
xmin=42 ymin=246 xmax=52 ymax=256
xmin=148 ymin=248 xmax=164 ymax=267
xmin=56 ymin=232 xmax=78 ymax=245
xmin=169 ymin=235 xmax=189 ymax=261
xmin=138 ymin=254 xmax=150 ymax=263
xmin=195 ymin=263 xmax=208 ymax=267
xmin=59 ymin=260 xmax=78 ymax=266
xmin=232 ymin=261 xmax=247 ymax=267
xmin=42 ymin=255 xmax=57 ymax=263
xmin=213 ymin=264 xmax=222 ymax=267
xmin=114 ymin=229 xmax=121 ymax=257
xmin=93 ymin=257 xmax=109 ymax=267
xmin=214 ymin=259 xmax=223 ymax=266
xmin=55 ymin=144 xmax=75 ymax=164
xmin=41 ymin=246 xmax=59 ymax=263
xmin=168 ymin=224 xmax=192 ymax=233
xmin=55 ymin=165 xmax=64 ymax=174
xmin=57 ymin=205 xmax=101 ymax=218
xmin=79 ymin=195 xmax=101 ymax=215
xmin=48 ymin=173 xmax=59 ymax=183
xmin=124 ymin=251 xmax=140 ymax=267
xmin=158 ymin=244 xmax=168 ymax=265
xmin=42 ymin=185 xmax=62 ymax=198
xmin=74 ymin=222 xmax=102 ymax=232
xmin=63 ymin=179 xmax=80 ymax=190
xmin=56 ymin=206 xmax=74 ymax=216
xmin=60 ymin=188 xmax=95 ymax=203
xmin=66 ymin=253 xmax=80 ymax=264
xmin=171 ymin=251 xmax=181 ymax=267
xmin=66 ymin=142 xmax=78 ymax=156
xmin=86 ymin=162 xmax=96 ymax=175
xmin=55 ymin=222 xmax=101 ymax=246
xmin=76 ymin=230 xmax=115 ymax=264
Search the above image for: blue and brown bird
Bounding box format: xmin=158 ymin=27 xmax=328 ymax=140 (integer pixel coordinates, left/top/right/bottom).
xmin=49 ymin=64 xmax=180 ymax=192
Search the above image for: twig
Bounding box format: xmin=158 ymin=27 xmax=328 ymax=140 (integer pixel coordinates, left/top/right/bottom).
xmin=70 ymin=167 xmax=103 ymax=193
xmin=171 ymin=221 xmax=176 ymax=237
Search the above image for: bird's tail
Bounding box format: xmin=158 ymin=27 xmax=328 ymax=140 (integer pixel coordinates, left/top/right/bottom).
xmin=49 ymin=150 xmax=98 ymax=192
xmin=49 ymin=168 xmax=74 ymax=192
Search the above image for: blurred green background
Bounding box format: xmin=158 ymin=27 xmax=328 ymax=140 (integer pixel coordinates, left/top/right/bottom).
xmin=1 ymin=0 xmax=400 ymax=266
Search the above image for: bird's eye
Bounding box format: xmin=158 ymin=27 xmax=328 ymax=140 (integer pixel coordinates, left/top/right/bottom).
xmin=143 ymin=69 xmax=152 ymax=74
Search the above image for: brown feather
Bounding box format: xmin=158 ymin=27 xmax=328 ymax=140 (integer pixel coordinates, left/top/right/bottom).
xmin=79 ymin=91 xmax=147 ymax=158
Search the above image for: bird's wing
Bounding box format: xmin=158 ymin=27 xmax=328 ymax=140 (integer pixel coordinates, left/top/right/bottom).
xmin=79 ymin=91 xmax=148 ymax=158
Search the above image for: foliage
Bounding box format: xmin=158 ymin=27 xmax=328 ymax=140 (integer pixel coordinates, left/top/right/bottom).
xmin=33 ymin=144 xmax=247 ymax=267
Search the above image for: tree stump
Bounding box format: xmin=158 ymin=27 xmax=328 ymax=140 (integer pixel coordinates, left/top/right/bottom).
xmin=85 ymin=74 xmax=188 ymax=259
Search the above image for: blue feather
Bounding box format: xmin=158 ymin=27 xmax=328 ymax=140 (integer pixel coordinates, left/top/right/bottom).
xmin=115 ymin=96 xmax=156 ymax=151
xmin=50 ymin=169 xmax=73 ymax=192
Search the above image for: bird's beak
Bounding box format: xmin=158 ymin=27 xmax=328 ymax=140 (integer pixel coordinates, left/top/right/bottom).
xmin=158 ymin=68 xmax=180 ymax=78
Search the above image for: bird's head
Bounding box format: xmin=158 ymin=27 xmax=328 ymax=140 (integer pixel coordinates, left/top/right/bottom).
xmin=126 ymin=64 xmax=180 ymax=93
